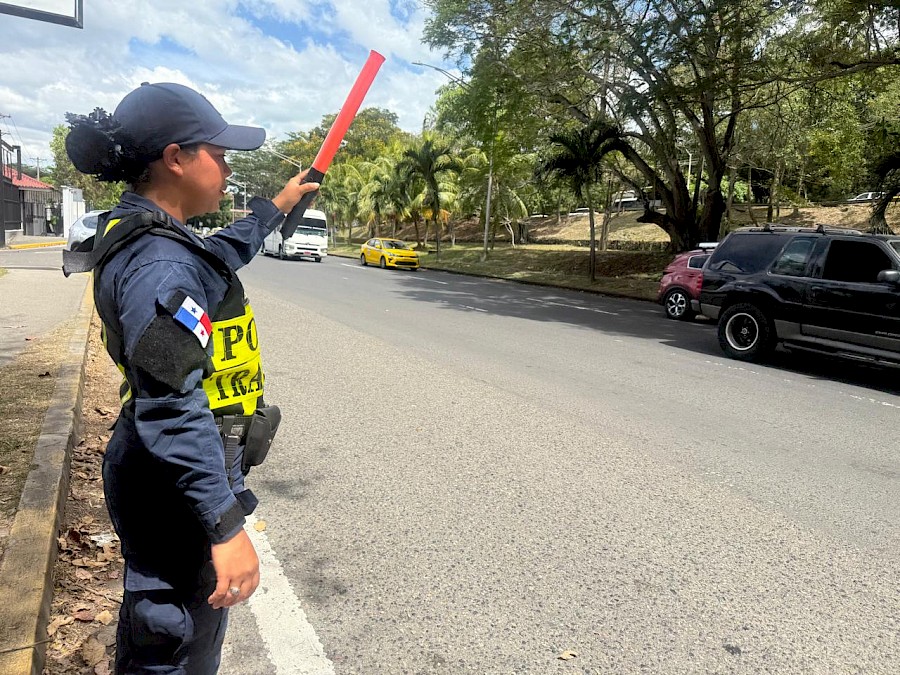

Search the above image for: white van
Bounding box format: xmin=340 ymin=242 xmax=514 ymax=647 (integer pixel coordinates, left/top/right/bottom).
xmin=262 ymin=208 xmax=328 ymax=262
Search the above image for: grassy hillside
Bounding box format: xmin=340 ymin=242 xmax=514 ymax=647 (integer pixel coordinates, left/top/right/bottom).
xmin=329 ymin=202 xmax=900 ymax=301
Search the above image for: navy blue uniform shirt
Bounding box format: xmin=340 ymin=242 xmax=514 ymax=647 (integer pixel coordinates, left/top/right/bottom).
xmin=96 ymin=191 xmax=284 ymax=589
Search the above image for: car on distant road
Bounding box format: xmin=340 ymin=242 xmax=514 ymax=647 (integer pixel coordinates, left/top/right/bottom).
xmin=848 ymin=191 xmax=885 ymax=202
xmin=360 ymin=238 xmax=420 ymax=270
xmin=65 ymin=210 xmax=106 ymax=250
xmin=262 ymin=208 xmax=329 ymax=261
xmin=656 ymin=244 xmax=716 ymax=320
xmin=698 ymin=225 xmax=900 ymax=366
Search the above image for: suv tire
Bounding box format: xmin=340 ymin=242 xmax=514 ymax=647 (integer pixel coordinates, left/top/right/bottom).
xmin=718 ymin=303 xmax=776 ymax=362
xmin=664 ymin=288 xmax=695 ymax=321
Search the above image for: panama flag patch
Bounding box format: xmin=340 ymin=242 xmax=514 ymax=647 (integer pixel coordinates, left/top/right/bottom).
xmin=173 ymin=295 xmax=212 ymax=348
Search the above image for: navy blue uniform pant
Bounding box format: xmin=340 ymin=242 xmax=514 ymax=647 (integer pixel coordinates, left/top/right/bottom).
xmin=115 ymin=562 xmax=227 ymax=674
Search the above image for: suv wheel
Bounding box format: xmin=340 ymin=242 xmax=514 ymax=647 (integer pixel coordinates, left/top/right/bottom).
xmin=718 ymin=303 xmax=776 ymax=362
xmin=664 ymin=288 xmax=695 ymax=321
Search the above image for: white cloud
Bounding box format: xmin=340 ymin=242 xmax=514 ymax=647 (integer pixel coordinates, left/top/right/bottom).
xmin=0 ymin=0 xmax=448 ymax=165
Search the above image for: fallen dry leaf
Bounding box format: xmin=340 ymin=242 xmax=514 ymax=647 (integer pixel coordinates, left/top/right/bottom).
xmin=38 ymin=371 xmax=51 ymax=377
xmin=94 ymin=406 xmax=112 ymax=416
xmin=95 ymin=624 xmax=117 ymax=648
xmin=81 ymin=636 xmax=106 ymax=666
xmin=254 ymin=520 xmax=267 ymax=532
xmin=0 ymin=465 xmax=10 ymax=475
xmin=94 ymin=660 xmax=112 ymax=675
xmin=75 ymin=569 xmax=93 ymax=581
xmin=47 ymin=615 xmax=75 ymax=636
xmin=95 ymin=610 xmax=114 ymax=626
xmin=73 ymin=609 xmax=96 ymax=622
xmin=558 ymin=650 xmax=578 ymax=661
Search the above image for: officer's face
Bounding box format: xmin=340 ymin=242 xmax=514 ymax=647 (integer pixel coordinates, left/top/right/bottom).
xmin=182 ymin=144 xmax=232 ymax=219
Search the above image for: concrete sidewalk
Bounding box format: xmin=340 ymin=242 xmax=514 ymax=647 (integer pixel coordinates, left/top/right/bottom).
xmin=2 ymin=231 xmax=67 ymax=250
xmin=0 ymin=250 xmax=93 ymax=674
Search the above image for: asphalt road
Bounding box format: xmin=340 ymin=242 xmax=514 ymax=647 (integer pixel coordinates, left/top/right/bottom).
xmin=5 ymin=245 xmax=895 ymax=672
xmin=6 ymin=245 xmax=897 ymax=673
xmin=215 ymin=253 xmax=899 ymax=674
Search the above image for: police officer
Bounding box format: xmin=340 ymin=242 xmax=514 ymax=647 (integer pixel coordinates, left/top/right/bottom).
xmin=63 ymin=82 xmax=319 ymax=674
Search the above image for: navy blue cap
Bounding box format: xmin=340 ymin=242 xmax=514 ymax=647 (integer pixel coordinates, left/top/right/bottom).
xmin=113 ymin=82 xmax=266 ymax=160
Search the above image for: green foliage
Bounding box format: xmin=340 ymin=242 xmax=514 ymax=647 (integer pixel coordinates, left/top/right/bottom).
xmin=186 ymin=197 xmax=233 ymax=230
xmin=47 ymin=124 xmax=123 ymax=209
xmin=226 ymin=143 xmax=296 ymax=199
xmin=282 ymin=107 xmax=409 ymax=168
xmin=397 ymin=134 xmax=462 ymax=255
xmin=424 ymin=0 xmax=900 ymax=249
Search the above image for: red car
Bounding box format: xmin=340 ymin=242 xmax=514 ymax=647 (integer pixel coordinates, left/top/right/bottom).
xmin=657 ymin=245 xmax=716 ymax=320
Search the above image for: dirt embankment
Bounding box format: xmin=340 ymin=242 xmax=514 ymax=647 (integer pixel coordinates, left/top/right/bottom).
xmin=371 ymin=202 xmax=900 ymax=246
xmin=45 ymin=317 xmax=123 ymax=675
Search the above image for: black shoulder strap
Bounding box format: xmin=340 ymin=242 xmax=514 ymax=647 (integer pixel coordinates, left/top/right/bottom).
xmin=62 ymin=211 xmax=237 ymax=290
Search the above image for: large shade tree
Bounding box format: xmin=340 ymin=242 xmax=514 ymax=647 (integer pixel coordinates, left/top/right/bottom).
xmin=425 ymin=0 xmax=900 ymax=250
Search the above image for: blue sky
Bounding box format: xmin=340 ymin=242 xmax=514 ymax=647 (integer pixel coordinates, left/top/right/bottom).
xmin=0 ymin=0 xmax=456 ymax=169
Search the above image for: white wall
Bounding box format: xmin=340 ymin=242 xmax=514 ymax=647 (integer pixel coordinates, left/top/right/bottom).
xmin=60 ymin=186 xmax=85 ymax=237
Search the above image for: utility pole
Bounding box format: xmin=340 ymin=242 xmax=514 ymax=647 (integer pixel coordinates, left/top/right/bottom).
xmin=29 ymin=157 xmax=43 ymax=180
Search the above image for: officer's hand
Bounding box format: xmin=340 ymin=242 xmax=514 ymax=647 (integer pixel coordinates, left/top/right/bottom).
xmin=271 ymin=168 xmax=320 ymax=215
xmin=208 ymin=529 xmax=260 ymax=609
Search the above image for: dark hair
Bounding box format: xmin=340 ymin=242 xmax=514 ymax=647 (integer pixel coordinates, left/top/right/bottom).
xmin=65 ymin=108 xmax=198 ymax=187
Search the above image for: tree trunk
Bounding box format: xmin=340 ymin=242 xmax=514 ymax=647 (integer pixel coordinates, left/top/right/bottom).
xmin=725 ymin=165 xmax=737 ymax=236
xmin=413 ymin=217 xmax=422 ymax=248
xmin=586 ymin=185 xmax=596 ymax=282
xmin=434 ymin=217 xmax=441 ymax=259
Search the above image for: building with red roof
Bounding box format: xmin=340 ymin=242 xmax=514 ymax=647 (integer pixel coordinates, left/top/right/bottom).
xmin=2 ymin=164 xmax=60 ymax=240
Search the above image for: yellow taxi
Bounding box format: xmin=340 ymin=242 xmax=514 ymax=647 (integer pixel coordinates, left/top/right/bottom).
xmin=359 ymin=238 xmax=420 ymax=270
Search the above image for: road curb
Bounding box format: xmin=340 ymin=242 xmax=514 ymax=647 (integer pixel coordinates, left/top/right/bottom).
xmin=6 ymin=240 xmax=66 ymax=250
xmin=0 ymin=279 xmax=94 ymax=675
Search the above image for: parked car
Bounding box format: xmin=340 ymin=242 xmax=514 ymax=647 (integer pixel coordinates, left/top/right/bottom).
xmin=848 ymin=191 xmax=885 ymax=202
xmin=65 ymin=210 xmax=106 ymax=250
xmin=698 ymin=225 xmax=900 ymax=366
xmin=360 ymin=238 xmax=420 ymax=270
xmin=657 ymin=244 xmax=716 ymax=320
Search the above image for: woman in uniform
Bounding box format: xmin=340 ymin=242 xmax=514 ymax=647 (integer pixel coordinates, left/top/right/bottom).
xmin=64 ymin=82 xmax=318 ymax=674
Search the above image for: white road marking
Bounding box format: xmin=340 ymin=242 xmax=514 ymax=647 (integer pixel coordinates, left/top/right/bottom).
xmin=409 ymin=275 xmax=448 ymax=284
xmin=460 ymin=305 xmax=488 ymax=312
xmin=244 ymin=513 xmax=335 ymax=674
xmin=530 ymin=298 xmax=619 ymax=315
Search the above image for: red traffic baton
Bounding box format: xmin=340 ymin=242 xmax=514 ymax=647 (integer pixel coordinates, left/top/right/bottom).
xmin=282 ymin=50 xmax=386 ymax=238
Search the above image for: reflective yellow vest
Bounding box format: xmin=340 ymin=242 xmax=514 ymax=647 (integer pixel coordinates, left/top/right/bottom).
xmin=99 ymin=214 xmax=265 ymax=416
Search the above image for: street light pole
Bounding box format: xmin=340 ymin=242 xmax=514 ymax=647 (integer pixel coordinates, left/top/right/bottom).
xmin=226 ymin=176 xmax=247 ymax=223
xmin=265 ymin=147 xmax=303 ymax=171
xmin=413 ymin=61 xmax=495 ymax=261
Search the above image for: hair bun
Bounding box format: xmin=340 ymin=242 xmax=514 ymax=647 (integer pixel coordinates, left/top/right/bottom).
xmin=64 ymin=108 xmax=126 ymax=181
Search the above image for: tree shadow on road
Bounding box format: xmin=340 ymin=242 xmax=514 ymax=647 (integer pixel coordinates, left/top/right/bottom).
xmin=392 ymin=272 xmax=900 ymax=398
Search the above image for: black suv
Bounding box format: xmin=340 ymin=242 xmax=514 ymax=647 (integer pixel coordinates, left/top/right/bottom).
xmin=698 ymin=226 xmax=900 ymax=366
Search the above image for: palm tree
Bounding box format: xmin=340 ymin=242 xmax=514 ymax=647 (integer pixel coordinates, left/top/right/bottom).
xmin=397 ymin=134 xmax=461 ymax=258
xmin=459 ymin=143 xmax=532 ymax=248
xmin=358 ymin=157 xmax=397 ymax=238
xmin=322 ymin=162 xmax=364 ymax=244
xmin=538 ymin=118 xmax=618 ymax=282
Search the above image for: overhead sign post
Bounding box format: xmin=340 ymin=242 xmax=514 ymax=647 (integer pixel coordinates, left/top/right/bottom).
xmin=0 ymin=0 xmax=83 ymax=28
